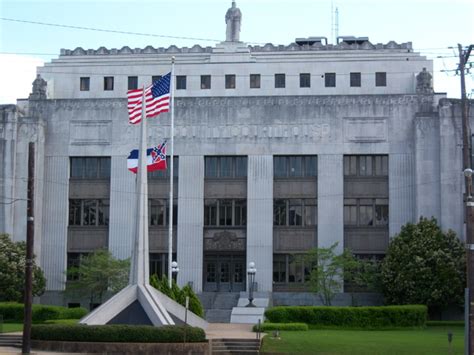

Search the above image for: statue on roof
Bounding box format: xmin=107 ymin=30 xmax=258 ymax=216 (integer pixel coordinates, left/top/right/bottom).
xmin=29 ymin=74 xmax=47 ymax=100
xmin=225 ymin=1 xmax=242 ymax=42
xmin=416 ymin=68 xmax=433 ymax=94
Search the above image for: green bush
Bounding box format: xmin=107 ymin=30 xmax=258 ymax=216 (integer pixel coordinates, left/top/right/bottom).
xmin=31 ymin=324 xmax=206 ymax=343
xmin=253 ymin=322 xmax=308 ymax=332
xmin=264 ymin=305 xmax=427 ymax=329
xmin=0 ymin=303 xmax=88 ymax=322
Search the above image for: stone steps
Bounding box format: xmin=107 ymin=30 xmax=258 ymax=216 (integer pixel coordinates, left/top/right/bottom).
xmin=206 ymin=309 xmax=233 ymax=323
xmin=211 ymin=338 xmax=260 ymax=354
xmin=0 ymin=334 xmax=22 ymax=348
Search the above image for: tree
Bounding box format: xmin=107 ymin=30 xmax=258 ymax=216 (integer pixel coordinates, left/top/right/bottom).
xmin=66 ymin=249 xmax=129 ymax=309
xmin=305 ymin=243 xmax=358 ymax=306
xmin=0 ymin=234 xmax=46 ymax=302
xmin=381 ymin=217 xmax=465 ymax=309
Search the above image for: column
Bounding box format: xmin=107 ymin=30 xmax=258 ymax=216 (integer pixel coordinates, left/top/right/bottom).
xmin=41 ymin=156 xmax=69 ymax=291
xmin=317 ymin=154 xmax=344 ymax=253
xmin=108 ymin=155 xmax=136 ymax=260
xmin=247 ymin=155 xmax=273 ymax=292
xmin=177 ymin=156 xmax=204 ymax=292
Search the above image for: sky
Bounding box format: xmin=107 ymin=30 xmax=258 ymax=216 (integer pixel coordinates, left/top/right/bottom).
xmin=0 ymin=0 xmax=473 ymax=104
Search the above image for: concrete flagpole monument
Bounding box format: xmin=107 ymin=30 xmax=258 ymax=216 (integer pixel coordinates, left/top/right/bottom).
xmin=79 ymin=72 xmax=207 ymax=328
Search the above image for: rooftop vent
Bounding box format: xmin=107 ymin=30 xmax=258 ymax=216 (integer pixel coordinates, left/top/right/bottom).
xmin=337 ymin=36 xmax=369 ymax=45
xmin=295 ymin=37 xmax=328 ymax=46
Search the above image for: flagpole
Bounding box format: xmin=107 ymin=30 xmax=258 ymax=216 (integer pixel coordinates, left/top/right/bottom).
xmin=168 ymin=56 xmax=176 ymax=288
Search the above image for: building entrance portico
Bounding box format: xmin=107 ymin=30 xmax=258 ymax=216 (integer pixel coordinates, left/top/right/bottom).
xmin=203 ymin=254 xmax=245 ymax=292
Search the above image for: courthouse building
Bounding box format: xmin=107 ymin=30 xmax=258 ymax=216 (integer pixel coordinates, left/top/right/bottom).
xmin=0 ymin=3 xmax=471 ymax=308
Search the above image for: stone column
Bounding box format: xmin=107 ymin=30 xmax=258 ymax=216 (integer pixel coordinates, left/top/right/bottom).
xmin=317 ymin=154 xmax=344 ymax=253
xmin=247 ymin=155 xmax=273 ymax=292
xmin=108 ymin=155 xmax=136 ymax=260
xmin=389 ymin=154 xmax=416 ymax=237
xmin=177 ymin=156 xmax=204 ymax=292
xmin=41 ymin=156 xmax=69 ymax=291
xmin=414 ymin=116 xmax=441 ymax=222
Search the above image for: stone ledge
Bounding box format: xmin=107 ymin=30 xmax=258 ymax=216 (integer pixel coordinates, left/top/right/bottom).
xmin=32 ymin=340 xmax=209 ymax=354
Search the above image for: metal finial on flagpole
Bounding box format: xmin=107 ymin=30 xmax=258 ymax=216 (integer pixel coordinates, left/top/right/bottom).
xmin=168 ymin=58 xmax=176 ymax=288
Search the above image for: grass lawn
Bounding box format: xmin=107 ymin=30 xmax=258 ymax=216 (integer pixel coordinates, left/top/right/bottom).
xmin=260 ymin=326 xmax=464 ymax=354
xmin=0 ymin=323 xmax=23 ymax=333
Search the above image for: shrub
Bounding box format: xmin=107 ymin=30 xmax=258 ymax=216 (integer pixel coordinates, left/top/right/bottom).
xmin=426 ymin=320 xmax=464 ymax=327
xmin=264 ymin=305 xmax=427 ymax=329
xmin=253 ymin=322 xmax=308 ymax=332
xmin=31 ymin=324 xmax=206 ymax=343
xmin=0 ymin=303 xmax=88 ymax=322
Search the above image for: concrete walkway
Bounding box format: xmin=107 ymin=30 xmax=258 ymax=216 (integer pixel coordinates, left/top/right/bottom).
xmin=205 ymin=323 xmax=258 ymax=339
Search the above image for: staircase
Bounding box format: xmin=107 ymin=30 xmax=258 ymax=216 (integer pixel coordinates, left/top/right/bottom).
xmin=200 ymin=292 xmax=240 ymax=323
xmin=211 ymin=338 xmax=260 ymax=354
xmin=0 ymin=334 xmax=22 ymax=348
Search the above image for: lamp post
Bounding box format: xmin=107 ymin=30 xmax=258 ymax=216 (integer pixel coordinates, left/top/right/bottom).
xmin=246 ymin=262 xmax=257 ymax=307
xmin=171 ymin=261 xmax=179 ymax=281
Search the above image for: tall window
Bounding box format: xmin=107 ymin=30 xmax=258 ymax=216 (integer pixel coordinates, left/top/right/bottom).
xmin=149 ymin=199 xmax=177 ymax=226
xmin=176 ymin=75 xmax=187 ymax=90
xmin=204 ymin=199 xmax=247 ymax=226
xmin=67 ymin=253 xmax=88 ymax=280
xmin=127 ymin=76 xmax=138 ymax=90
xmin=201 ymin=75 xmax=211 ymax=89
xmin=300 ymin=73 xmax=311 ymax=88
xmin=205 ymin=156 xmax=247 ymax=178
xmin=344 ymin=198 xmax=388 ymax=227
xmin=350 ymin=72 xmax=361 ymax=87
xmin=273 ymin=254 xmax=312 ymax=284
xmin=324 ymin=73 xmax=336 ymax=87
xmin=344 ymin=155 xmax=388 ymax=177
xmin=250 ymin=74 xmax=261 ymax=89
xmin=274 ymin=156 xmax=317 ymax=178
xmin=69 ymin=199 xmax=109 ymax=226
xmin=376 ymin=72 xmax=387 ymax=87
xmin=275 ymin=74 xmax=286 ymax=88
xmin=273 ymin=199 xmax=317 ymax=226
xmin=80 ymin=77 xmax=90 ymax=91
xmin=225 ymin=74 xmax=236 ymax=89
xmin=103 ymin=77 xmax=114 ymax=91
xmin=70 ymin=157 xmax=111 ymax=179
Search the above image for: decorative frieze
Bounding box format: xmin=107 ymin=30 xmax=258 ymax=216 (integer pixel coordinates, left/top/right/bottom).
xmin=70 ymin=120 xmax=112 ymax=145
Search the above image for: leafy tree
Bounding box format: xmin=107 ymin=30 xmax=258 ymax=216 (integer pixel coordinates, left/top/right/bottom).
xmin=381 ymin=217 xmax=465 ymax=309
xmin=66 ymin=249 xmax=129 ymax=309
xmin=0 ymin=234 xmax=46 ymax=302
xmin=149 ymin=274 xmax=204 ymax=317
xmin=305 ymin=243 xmax=359 ymax=306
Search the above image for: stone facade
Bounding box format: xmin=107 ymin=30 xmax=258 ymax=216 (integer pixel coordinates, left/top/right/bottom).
xmin=1 ymin=33 xmax=472 ymax=306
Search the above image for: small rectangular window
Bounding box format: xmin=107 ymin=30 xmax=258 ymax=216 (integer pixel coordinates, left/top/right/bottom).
xmin=128 ymin=76 xmax=138 ymax=90
xmin=376 ymin=72 xmax=387 ymax=87
xmin=275 ymin=74 xmax=285 ymax=88
xmin=350 ymin=72 xmax=361 ymax=87
xmin=300 ymin=73 xmax=311 ymax=88
xmin=325 ymin=73 xmax=336 ymax=87
xmin=225 ymin=74 xmax=236 ymax=89
xmin=152 ymin=75 xmax=162 ymax=84
xmin=250 ymin=74 xmax=261 ymax=89
xmin=201 ymin=75 xmax=211 ymax=89
xmin=80 ymin=77 xmax=90 ymax=91
xmin=104 ymin=76 xmax=114 ymax=91
xmin=176 ymin=75 xmax=186 ymax=90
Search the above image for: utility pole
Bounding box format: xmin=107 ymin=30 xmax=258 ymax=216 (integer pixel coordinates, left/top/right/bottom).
xmin=459 ymin=43 xmax=473 ymax=355
xmin=22 ymin=142 xmax=35 ymax=354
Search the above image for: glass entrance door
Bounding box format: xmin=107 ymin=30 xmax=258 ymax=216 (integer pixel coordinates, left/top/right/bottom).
xmin=204 ymin=254 xmax=245 ymax=292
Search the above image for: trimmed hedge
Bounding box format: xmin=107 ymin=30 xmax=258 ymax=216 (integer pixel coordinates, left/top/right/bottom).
xmin=31 ymin=324 xmax=206 ymax=343
xmin=426 ymin=320 xmax=464 ymax=327
xmin=0 ymin=303 xmax=88 ymax=322
xmin=253 ymin=322 xmax=308 ymax=332
xmin=264 ymin=305 xmax=427 ymax=328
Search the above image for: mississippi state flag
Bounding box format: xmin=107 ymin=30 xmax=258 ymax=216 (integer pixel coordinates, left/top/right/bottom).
xmin=127 ymin=141 xmax=167 ymax=174
xmin=127 ymin=73 xmax=171 ymax=124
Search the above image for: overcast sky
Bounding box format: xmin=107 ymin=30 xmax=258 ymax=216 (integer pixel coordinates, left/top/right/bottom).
xmin=0 ymin=0 xmax=473 ymax=104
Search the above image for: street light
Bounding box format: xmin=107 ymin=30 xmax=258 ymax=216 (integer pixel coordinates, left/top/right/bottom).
xmin=246 ymin=262 xmax=257 ymax=307
xmin=464 ymin=168 xmax=473 ymax=200
xmin=171 ymin=261 xmax=179 ymax=281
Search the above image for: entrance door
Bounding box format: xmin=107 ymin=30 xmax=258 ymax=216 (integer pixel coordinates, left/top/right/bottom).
xmin=204 ymin=254 xmax=245 ymax=292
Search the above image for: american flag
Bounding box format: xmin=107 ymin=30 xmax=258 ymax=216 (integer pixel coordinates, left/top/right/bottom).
xmin=127 ymin=73 xmax=171 ymax=124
